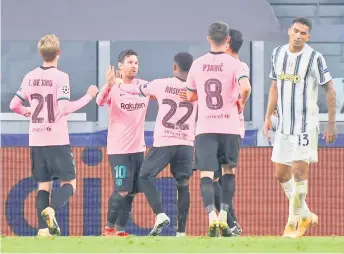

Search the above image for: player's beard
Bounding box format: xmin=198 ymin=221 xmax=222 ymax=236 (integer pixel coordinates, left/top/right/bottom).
xmin=126 ymin=71 xmax=137 ymax=81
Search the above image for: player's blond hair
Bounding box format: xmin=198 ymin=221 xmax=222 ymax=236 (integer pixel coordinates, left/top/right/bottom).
xmin=38 ymin=34 xmax=60 ymax=62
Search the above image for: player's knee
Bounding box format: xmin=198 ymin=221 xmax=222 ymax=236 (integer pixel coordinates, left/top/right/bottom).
xmin=213 ymin=177 xmax=219 ymax=182
xmin=38 ymin=181 xmax=53 ymax=192
xmin=292 ymin=161 xmax=309 ymax=178
xmin=274 ymin=163 xmax=292 ymax=182
xmin=117 ymin=191 xmax=129 ymax=197
xmin=61 ymin=179 xmax=76 ymax=193
xmin=222 ymin=165 xmax=235 ymax=175
xmin=200 ymin=171 xmax=214 ymax=179
xmin=292 ymin=166 xmax=309 ymax=182
xmin=176 ymin=177 xmax=189 ymax=188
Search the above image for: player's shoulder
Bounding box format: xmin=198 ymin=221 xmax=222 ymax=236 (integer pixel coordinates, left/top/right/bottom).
xmin=135 ymin=78 xmax=148 ymax=84
xmin=152 ymin=77 xmax=173 ymax=83
xmin=25 ymin=67 xmax=41 ymax=78
xmin=272 ymin=44 xmax=288 ymax=56
xmin=193 ymin=53 xmax=211 ymax=64
xmin=301 ymin=44 xmax=323 ymax=61
xmin=240 ymin=61 xmax=249 ymax=70
xmin=151 ymin=77 xmax=179 ymax=88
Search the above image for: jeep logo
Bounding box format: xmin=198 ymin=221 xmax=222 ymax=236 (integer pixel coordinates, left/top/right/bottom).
xmin=278 ymin=72 xmax=300 ymax=83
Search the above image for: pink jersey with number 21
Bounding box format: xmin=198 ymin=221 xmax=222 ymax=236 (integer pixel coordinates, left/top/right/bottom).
xmin=15 ymin=67 xmax=92 ymax=146
xmin=186 ymin=52 xmax=249 ymax=136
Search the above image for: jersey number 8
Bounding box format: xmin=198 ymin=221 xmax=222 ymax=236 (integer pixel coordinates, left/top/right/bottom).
xmin=205 ymin=79 xmax=223 ymax=110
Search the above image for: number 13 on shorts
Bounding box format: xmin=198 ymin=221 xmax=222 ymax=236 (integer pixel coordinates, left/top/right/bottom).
xmin=298 ymin=133 xmax=309 ymax=146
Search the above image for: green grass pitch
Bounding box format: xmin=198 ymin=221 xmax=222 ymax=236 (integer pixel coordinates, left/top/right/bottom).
xmin=1 ymin=236 xmax=344 ymax=253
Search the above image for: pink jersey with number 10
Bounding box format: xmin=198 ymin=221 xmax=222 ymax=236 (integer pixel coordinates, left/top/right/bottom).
xmin=186 ymin=52 xmax=249 ymax=136
xmin=119 ymin=77 xmax=197 ymax=147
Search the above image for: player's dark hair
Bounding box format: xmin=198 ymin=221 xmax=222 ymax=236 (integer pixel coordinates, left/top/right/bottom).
xmin=118 ymin=49 xmax=138 ymax=63
xmin=208 ymin=22 xmax=229 ymax=45
xmin=174 ymin=52 xmax=194 ymax=72
xmin=229 ymin=29 xmax=243 ymax=53
xmin=292 ymin=17 xmax=312 ymax=32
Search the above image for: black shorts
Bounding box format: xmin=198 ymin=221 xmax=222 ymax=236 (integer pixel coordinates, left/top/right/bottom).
xmin=30 ymin=145 xmax=76 ymax=182
xmin=194 ymin=133 xmax=241 ymax=172
xmin=108 ymin=152 xmax=144 ymax=194
xmin=140 ymin=145 xmax=193 ymax=181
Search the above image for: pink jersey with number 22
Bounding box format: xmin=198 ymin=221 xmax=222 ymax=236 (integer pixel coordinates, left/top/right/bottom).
xmin=120 ymin=77 xmax=197 ymax=147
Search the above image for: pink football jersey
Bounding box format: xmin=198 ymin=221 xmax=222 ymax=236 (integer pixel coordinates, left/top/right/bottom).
xmin=96 ymin=79 xmax=150 ymax=154
xmin=120 ymin=77 xmax=197 ymax=147
xmin=186 ymin=52 xmax=249 ymax=136
xmin=14 ymin=67 xmax=92 ymax=146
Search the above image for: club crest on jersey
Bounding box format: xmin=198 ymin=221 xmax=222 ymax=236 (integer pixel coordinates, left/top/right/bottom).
xmin=278 ymin=72 xmax=300 ymax=83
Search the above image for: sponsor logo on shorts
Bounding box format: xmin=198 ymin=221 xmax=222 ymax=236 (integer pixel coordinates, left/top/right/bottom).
xmin=120 ymin=102 xmax=146 ymax=111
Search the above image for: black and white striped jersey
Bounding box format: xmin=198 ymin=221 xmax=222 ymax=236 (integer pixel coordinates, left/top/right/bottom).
xmin=269 ymin=43 xmax=332 ymax=135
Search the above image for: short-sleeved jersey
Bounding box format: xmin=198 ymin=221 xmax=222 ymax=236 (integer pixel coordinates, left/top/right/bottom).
xmin=270 ymin=44 xmax=332 ymax=134
xmin=16 ymin=66 xmax=72 ymax=146
xmin=106 ymin=79 xmax=150 ymax=155
xmin=186 ymin=52 xmax=249 ymax=136
xmin=130 ymin=77 xmax=197 ymax=147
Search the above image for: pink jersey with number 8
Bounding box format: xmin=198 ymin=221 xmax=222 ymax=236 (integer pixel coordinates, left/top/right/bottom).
xmin=186 ymin=52 xmax=249 ymax=136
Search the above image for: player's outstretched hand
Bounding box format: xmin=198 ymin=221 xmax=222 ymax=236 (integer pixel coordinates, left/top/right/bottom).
xmin=237 ymin=99 xmax=245 ymax=114
xmin=23 ymin=107 xmax=31 ymax=118
xmin=179 ymin=89 xmax=188 ymax=101
xmin=106 ymin=65 xmax=116 ymax=87
xmin=323 ymin=122 xmax=337 ymax=145
xmin=87 ymin=85 xmax=99 ymax=98
xmin=115 ymin=70 xmax=122 ymax=79
xmin=263 ymin=118 xmax=272 ymax=141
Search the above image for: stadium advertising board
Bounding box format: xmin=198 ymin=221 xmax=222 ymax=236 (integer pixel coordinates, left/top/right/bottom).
xmin=1 ymin=147 xmax=343 ymax=236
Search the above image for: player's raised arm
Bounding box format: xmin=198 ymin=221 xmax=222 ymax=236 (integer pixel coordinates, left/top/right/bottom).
xmin=313 ymin=53 xmax=337 ymax=144
xmin=57 ymin=74 xmax=98 ymax=115
xmin=119 ymin=80 xmax=157 ymax=97
xmin=9 ymin=74 xmax=31 ymax=117
xmin=96 ymin=66 xmax=116 ymax=106
xmin=236 ymin=63 xmax=251 ymax=105
xmin=185 ymin=63 xmax=197 ymax=102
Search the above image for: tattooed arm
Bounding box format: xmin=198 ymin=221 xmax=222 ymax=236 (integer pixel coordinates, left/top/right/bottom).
xmin=323 ymin=80 xmax=336 ymax=124
xmin=314 ymin=52 xmax=337 ymax=144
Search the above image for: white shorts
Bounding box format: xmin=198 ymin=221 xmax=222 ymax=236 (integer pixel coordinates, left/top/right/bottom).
xmin=271 ymin=129 xmax=319 ymax=166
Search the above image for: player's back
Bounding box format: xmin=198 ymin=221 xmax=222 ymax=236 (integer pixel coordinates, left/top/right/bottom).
xmin=153 ymin=77 xmax=197 ymax=147
xmin=23 ymin=67 xmax=70 ymax=146
xmin=191 ymin=52 xmax=242 ymax=135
